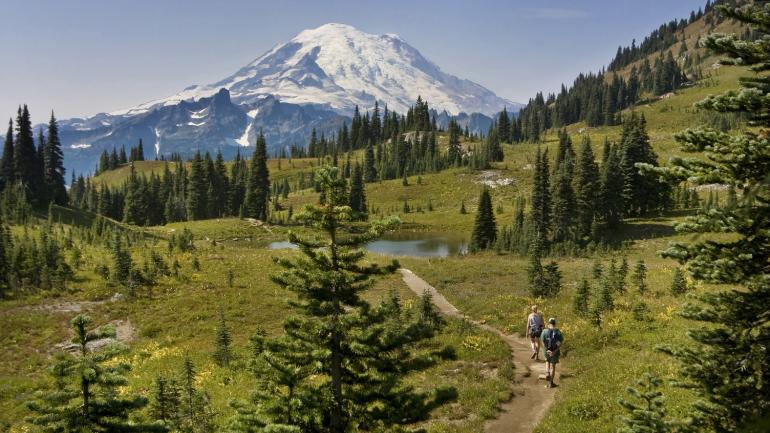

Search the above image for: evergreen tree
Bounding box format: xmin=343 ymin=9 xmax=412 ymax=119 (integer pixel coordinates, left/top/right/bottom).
xmin=596 ymin=272 xmax=615 ymax=314
xmin=647 ymin=6 xmax=770 ymax=429
xmin=122 ymin=164 xmax=146 ymax=225
xmin=618 ymin=374 xmax=680 ymax=433
xmin=348 ymin=162 xmax=367 ymax=220
xmin=633 ymin=259 xmax=647 ymax=294
xmin=573 ymin=136 xmax=600 ymax=240
xmin=237 ymin=166 xmax=453 ymax=433
xmin=574 ymin=278 xmax=590 ymax=316
xmin=471 ymin=188 xmax=497 ymax=250
xmin=13 ymin=105 xmax=41 ymax=200
xmin=43 ymin=112 xmax=67 ymax=205
xmin=551 ymin=152 xmax=575 ymax=243
xmin=447 ymin=119 xmax=462 ymax=166
xmin=213 ymin=307 xmax=232 ymax=367
xmin=26 ymin=314 xmax=161 ymax=432
xmin=111 ymin=233 xmax=133 ymax=286
xmin=1 ymin=119 xmax=14 ymax=189
xmin=363 ymin=141 xmax=377 ymax=182
xmin=498 ymin=107 xmax=511 ymax=143
xmin=186 ymin=151 xmax=207 ymax=221
xmin=243 ymin=131 xmax=270 ymax=221
xmin=670 ymin=267 xmax=689 ymax=296
xmin=531 ymin=147 xmax=551 ymax=245
xmin=150 ymin=374 xmax=181 ymax=428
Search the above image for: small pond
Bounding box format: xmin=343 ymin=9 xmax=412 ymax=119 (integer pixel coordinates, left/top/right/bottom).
xmin=268 ymin=231 xmax=467 ymax=258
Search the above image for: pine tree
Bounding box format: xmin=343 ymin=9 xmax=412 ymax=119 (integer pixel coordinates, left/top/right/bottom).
xmin=498 ymin=107 xmax=511 ymax=143
xmin=243 ymin=131 xmax=270 ymax=220
xmin=363 ymin=140 xmax=377 ymax=182
xmin=531 ymin=147 xmax=551 ymax=245
xmin=237 ymin=166 xmax=453 ymax=432
xmin=213 ymin=307 xmax=232 ymax=367
xmin=596 ymin=273 xmax=615 ymax=313
xmin=633 ymin=260 xmax=647 ymax=294
xmin=150 ymin=374 xmax=181 ymax=428
xmin=599 ymin=141 xmax=624 ymax=229
xmin=528 ymin=249 xmax=547 ymax=297
xmin=471 ymin=188 xmax=497 ymax=250
xmin=574 ymin=278 xmax=590 ymax=316
xmin=670 ymin=267 xmax=689 ymax=296
xmin=26 ymin=314 xmax=161 ymax=432
xmin=1 ymin=119 xmax=14 ymax=189
xmin=122 ymin=164 xmax=146 ymax=225
xmin=618 ymin=374 xmax=679 ymax=433
xmin=646 ymin=7 xmax=770 ymax=428
xmin=573 ymin=136 xmax=600 ymax=240
xmin=447 ymin=119 xmax=462 ymax=166
xmin=348 ymin=162 xmax=367 ymax=220
xmin=551 ymin=151 xmax=575 ymax=243
xmin=43 ymin=112 xmax=67 ymax=205
xmin=179 ymin=355 xmax=216 ymax=432
xmin=111 ymin=233 xmax=133 ymax=286
xmin=186 ymin=151 xmax=207 ymax=221
xmin=13 ymin=105 xmax=41 ymax=201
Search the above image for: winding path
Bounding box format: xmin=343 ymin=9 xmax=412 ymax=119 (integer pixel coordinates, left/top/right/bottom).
xmin=399 ymin=269 xmax=556 ymax=433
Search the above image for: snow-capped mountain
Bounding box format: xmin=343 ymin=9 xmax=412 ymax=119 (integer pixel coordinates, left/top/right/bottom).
xmin=54 ymin=23 xmax=519 ymax=175
xmin=116 ymin=23 xmax=515 ymax=117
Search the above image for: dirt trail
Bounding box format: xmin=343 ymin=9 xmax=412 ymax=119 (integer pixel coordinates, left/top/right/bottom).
xmin=399 ymin=269 xmax=556 ymax=433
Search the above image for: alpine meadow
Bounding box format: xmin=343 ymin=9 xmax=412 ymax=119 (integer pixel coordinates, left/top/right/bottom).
xmin=2 ymin=1 xmax=769 ymax=433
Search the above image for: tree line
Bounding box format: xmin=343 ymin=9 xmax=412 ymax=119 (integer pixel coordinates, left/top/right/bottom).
xmin=1 ymin=106 xmax=67 ymax=208
xmin=70 ymin=132 xmax=270 ymax=225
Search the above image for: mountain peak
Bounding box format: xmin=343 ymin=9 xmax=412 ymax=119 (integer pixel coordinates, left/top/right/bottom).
xmin=113 ymin=23 xmax=516 ymax=117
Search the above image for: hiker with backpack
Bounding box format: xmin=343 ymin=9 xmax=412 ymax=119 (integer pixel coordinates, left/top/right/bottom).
xmin=541 ymin=317 xmax=563 ymax=388
xmin=525 ymin=305 xmax=544 ymax=360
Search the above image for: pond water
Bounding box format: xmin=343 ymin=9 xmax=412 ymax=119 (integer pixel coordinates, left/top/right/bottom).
xmin=268 ymin=232 xmax=467 ymax=258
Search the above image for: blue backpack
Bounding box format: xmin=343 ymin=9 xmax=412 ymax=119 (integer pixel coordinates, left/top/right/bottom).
xmin=542 ymin=328 xmax=562 ymax=351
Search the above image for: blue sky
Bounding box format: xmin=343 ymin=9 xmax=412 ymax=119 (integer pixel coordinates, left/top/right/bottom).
xmin=1 ymin=0 xmax=707 ymax=123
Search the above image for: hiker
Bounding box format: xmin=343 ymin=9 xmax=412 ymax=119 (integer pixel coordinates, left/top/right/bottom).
xmin=541 ymin=317 xmax=563 ymax=388
xmin=525 ymin=305 xmax=544 ymax=360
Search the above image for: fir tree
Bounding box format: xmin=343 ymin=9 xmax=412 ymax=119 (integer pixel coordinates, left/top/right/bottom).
xmin=150 ymin=374 xmax=181 ymax=428
xmin=13 ymin=105 xmax=41 ymax=201
xmin=348 ymin=162 xmax=367 ymax=220
xmin=531 ymin=147 xmax=551 ymax=245
xmin=633 ymin=259 xmax=647 ymax=294
xmin=1 ymin=119 xmax=14 ymax=189
xmin=574 ymin=136 xmax=600 ymax=240
xmin=243 ymin=131 xmax=270 ymax=221
xmin=186 ymin=151 xmax=207 ymax=221
xmin=574 ymin=278 xmax=590 ymax=316
xmin=111 ymin=233 xmax=133 ymax=287
xmin=26 ymin=314 xmax=161 ymax=432
xmin=670 ymin=267 xmax=689 ymax=296
xmin=471 ymin=188 xmax=497 ymax=250
xmin=43 ymin=112 xmax=67 ymax=205
xmin=647 ymin=7 xmax=770 ymax=428
xmin=618 ymin=374 xmax=680 ymax=433
xmin=447 ymin=119 xmax=462 ymax=165
xmin=213 ymin=307 xmax=232 ymax=367
xmin=236 ymin=166 xmax=453 ymax=432
xmin=363 ymin=141 xmax=377 ymax=182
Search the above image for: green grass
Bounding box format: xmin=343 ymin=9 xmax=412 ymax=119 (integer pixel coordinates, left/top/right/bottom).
xmin=0 ymin=218 xmax=513 ymax=432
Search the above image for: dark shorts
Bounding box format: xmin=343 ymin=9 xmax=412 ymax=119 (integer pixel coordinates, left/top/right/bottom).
xmin=529 ymin=329 xmax=542 ymax=339
xmin=545 ymin=349 xmax=560 ymax=364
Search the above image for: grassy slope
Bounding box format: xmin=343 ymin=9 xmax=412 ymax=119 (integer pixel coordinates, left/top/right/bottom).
xmin=0 ymin=217 xmax=513 ymax=433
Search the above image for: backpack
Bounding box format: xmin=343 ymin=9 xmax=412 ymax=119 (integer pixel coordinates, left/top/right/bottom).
xmin=543 ymin=328 xmax=562 ymax=351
